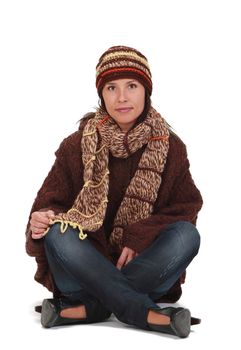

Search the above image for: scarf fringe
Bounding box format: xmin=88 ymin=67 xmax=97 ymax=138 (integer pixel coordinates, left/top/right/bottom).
xmin=43 ymin=219 xmax=87 ymax=240
xmin=51 ymin=220 xmax=88 ymax=240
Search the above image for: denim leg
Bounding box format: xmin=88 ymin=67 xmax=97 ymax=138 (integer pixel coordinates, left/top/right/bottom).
xmin=44 ymin=223 xmax=160 ymax=330
xmin=44 ymin=243 xmax=111 ymax=323
xmin=121 ymin=221 xmax=200 ymax=300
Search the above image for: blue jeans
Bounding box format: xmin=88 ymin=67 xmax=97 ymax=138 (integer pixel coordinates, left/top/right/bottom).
xmin=44 ymin=221 xmax=200 ymax=330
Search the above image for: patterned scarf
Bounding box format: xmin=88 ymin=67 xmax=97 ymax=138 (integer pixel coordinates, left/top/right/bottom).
xmin=49 ymin=106 xmax=169 ymax=251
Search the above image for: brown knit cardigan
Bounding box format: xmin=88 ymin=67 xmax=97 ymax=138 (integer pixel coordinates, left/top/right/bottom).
xmin=25 ymin=114 xmax=203 ymax=302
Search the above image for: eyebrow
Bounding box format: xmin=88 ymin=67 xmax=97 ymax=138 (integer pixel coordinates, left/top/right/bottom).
xmin=106 ymin=80 xmax=137 ymax=85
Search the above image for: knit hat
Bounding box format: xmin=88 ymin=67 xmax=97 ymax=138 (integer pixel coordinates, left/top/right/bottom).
xmin=96 ymin=45 xmax=152 ymax=96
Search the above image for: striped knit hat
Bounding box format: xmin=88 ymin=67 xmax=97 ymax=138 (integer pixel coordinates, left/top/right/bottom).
xmin=96 ymin=45 xmax=152 ymax=96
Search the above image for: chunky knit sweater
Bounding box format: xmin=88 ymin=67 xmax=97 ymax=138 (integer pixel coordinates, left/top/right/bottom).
xmin=25 ymin=114 xmax=203 ymax=302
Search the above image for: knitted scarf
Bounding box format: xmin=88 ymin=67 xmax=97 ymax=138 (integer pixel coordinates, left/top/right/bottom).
xmin=49 ymin=106 xmax=170 ymax=251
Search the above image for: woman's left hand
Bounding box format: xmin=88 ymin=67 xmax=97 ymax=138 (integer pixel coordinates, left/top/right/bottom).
xmin=116 ymin=247 xmax=138 ymax=270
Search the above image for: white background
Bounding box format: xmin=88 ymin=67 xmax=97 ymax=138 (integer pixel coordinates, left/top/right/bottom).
xmin=0 ymin=0 xmax=240 ymax=348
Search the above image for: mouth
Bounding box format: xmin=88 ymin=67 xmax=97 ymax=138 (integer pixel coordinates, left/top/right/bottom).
xmin=115 ymin=107 xmax=133 ymax=113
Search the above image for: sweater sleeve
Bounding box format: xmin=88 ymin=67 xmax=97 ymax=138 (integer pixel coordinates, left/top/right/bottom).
xmin=25 ymin=133 xmax=83 ymax=257
xmin=122 ymin=143 xmax=203 ymax=253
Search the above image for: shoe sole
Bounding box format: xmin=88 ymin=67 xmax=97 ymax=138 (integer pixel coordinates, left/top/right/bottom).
xmin=41 ymin=299 xmax=59 ymax=328
xmin=171 ymin=308 xmax=191 ymax=338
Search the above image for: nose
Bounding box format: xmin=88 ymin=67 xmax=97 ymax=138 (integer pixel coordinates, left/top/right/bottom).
xmin=117 ymin=87 xmax=127 ymax=102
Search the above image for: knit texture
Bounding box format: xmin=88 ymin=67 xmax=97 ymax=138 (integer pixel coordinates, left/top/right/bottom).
xmin=96 ymin=45 xmax=152 ymax=96
xmin=51 ymin=107 xmax=169 ymax=251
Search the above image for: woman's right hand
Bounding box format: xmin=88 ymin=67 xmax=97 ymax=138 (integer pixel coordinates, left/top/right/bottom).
xmin=30 ymin=210 xmax=55 ymax=239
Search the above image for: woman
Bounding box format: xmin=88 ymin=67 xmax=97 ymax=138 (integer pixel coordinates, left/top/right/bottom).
xmin=26 ymin=45 xmax=203 ymax=338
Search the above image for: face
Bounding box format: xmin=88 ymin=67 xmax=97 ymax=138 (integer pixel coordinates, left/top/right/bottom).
xmin=102 ymin=78 xmax=145 ymax=133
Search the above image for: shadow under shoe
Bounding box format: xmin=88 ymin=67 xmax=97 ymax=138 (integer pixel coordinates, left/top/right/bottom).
xmin=148 ymin=307 xmax=191 ymax=338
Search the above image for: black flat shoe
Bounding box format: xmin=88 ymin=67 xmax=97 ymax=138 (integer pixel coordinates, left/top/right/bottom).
xmin=148 ymin=307 xmax=191 ymax=338
xmin=41 ymin=298 xmax=88 ymax=328
xmin=36 ymin=305 xmax=201 ymax=325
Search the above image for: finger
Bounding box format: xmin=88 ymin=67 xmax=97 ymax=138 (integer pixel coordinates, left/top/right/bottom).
xmin=125 ymin=251 xmax=136 ymax=265
xmin=30 ymin=221 xmax=49 ymax=234
xmin=125 ymin=254 xmax=134 ymax=265
xmin=47 ymin=210 xmax=55 ymax=219
xmin=31 ymin=227 xmax=46 ymax=235
xmin=31 ymin=222 xmax=49 ymax=229
xmin=116 ymin=250 xmax=128 ymax=270
xmin=31 ymin=215 xmax=50 ymax=226
xmin=116 ymin=257 xmax=125 ymax=270
xmin=31 ymin=232 xmax=45 ymax=239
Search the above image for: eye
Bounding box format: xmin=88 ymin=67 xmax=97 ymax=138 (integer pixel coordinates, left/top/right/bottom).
xmin=107 ymin=85 xmax=115 ymax=91
xmin=128 ymin=83 xmax=137 ymax=89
